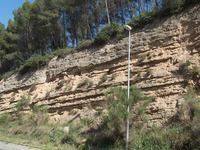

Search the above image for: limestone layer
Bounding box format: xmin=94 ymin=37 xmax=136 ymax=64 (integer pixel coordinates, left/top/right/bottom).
xmin=0 ymin=5 xmax=199 ymax=126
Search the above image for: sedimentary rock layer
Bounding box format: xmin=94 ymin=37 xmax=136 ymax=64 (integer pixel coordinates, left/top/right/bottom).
xmin=0 ymin=5 xmax=199 ymax=126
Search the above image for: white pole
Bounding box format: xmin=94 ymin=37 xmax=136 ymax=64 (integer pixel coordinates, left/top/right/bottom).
xmin=126 ymin=29 xmax=131 ymax=150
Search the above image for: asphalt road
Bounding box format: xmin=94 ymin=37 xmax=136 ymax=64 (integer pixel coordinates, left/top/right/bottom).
xmin=0 ymin=141 xmax=38 ymax=150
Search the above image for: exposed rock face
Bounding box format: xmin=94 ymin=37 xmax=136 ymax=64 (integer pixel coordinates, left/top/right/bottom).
xmin=0 ymin=6 xmax=199 ymax=126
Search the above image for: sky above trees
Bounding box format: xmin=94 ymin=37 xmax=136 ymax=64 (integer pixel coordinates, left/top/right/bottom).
xmin=0 ymin=0 xmax=33 ymax=26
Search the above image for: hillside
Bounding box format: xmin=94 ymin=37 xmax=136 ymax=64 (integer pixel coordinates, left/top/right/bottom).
xmin=0 ymin=4 xmax=200 ymax=129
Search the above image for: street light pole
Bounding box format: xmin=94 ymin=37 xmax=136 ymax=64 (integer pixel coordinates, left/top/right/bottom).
xmin=124 ymin=25 xmax=132 ymax=150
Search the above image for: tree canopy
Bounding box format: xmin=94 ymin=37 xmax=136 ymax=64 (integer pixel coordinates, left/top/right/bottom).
xmin=0 ymin=0 xmax=198 ymax=75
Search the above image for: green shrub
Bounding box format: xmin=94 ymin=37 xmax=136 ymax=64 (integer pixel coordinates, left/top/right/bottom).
xmin=128 ymin=11 xmax=155 ymax=29
xmin=85 ymin=86 xmax=152 ymax=149
xmin=179 ymin=86 xmax=200 ymax=124
xmin=165 ymin=0 xmax=186 ymax=13
xmin=129 ymin=124 xmax=197 ymax=150
xmin=179 ymin=62 xmax=200 ymax=90
xmin=61 ymin=122 xmax=85 ymax=147
xmin=128 ymin=0 xmax=199 ymax=31
xmin=19 ymin=54 xmax=51 ymax=75
xmin=0 ymin=50 xmax=5 ymax=59
xmin=28 ymin=105 xmax=49 ymax=126
xmin=48 ymin=128 xmax=64 ymax=144
xmin=0 ymin=70 xmax=16 ymax=80
xmin=130 ymin=115 xmax=200 ymax=150
xmin=128 ymin=123 xmax=200 ymax=150
xmin=179 ymin=60 xmax=191 ymax=75
xmin=31 ymin=105 xmax=48 ymax=114
xmin=104 ymin=86 xmax=151 ymax=131
xmin=94 ymin=23 xmax=123 ymax=45
xmin=130 ymin=128 xmax=171 ymax=150
xmin=15 ymin=95 xmax=30 ymax=112
xmin=52 ymin=48 xmax=73 ymax=59
xmin=0 ymin=103 xmax=78 ymax=149
xmin=0 ymin=113 xmax=11 ymax=126
xmin=1 ymin=52 xmax=23 ymax=73
xmin=19 ymin=48 xmax=73 ymax=75
xmin=76 ymin=40 xmax=93 ymax=51
xmin=162 ymin=0 xmax=200 ymax=15
xmin=169 ymin=86 xmax=200 ymax=149
xmin=185 ymin=0 xmax=200 ymax=5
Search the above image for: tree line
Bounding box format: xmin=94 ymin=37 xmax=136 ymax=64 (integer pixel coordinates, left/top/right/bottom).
xmin=0 ymin=0 xmax=198 ymax=75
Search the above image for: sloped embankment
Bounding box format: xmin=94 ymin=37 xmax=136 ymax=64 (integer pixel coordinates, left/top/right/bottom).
xmin=0 ymin=5 xmax=199 ymax=126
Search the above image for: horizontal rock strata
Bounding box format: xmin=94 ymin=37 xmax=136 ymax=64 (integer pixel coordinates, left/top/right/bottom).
xmin=0 ymin=5 xmax=199 ymax=126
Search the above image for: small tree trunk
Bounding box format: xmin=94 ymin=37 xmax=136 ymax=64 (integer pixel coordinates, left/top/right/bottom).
xmin=153 ymin=0 xmax=160 ymax=10
xmin=105 ymin=0 xmax=111 ymax=24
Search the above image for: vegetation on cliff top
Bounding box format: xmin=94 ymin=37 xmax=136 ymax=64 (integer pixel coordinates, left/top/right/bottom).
xmin=0 ymin=0 xmax=199 ymax=76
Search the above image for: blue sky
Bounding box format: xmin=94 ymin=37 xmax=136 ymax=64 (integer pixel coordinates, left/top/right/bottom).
xmin=0 ymin=0 xmax=33 ymax=26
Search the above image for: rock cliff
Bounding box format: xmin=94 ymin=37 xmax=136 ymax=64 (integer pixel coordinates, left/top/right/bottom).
xmin=0 ymin=5 xmax=199 ymax=126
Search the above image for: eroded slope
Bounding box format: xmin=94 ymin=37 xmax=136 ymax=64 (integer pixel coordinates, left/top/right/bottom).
xmin=0 ymin=5 xmax=199 ymax=126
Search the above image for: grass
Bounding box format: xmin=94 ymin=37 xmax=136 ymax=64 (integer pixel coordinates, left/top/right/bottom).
xmin=83 ymin=85 xmax=200 ymax=150
xmin=0 ymin=86 xmax=152 ymax=150
xmin=0 ymin=85 xmax=200 ymax=149
xmin=130 ymin=128 xmax=171 ymax=150
xmin=130 ymin=86 xmax=200 ymax=150
xmin=0 ymin=108 xmax=78 ymax=150
xmin=129 ymin=120 xmax=200 ymax=150
xmin=0 ymin=131 xmax=77 ymax=150
xmin=0 ymin=94 xmax=90 ymax=150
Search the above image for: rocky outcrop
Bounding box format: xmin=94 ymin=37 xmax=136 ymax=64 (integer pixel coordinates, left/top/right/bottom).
xmin=0 ymin=5 xmax=199 ymax=126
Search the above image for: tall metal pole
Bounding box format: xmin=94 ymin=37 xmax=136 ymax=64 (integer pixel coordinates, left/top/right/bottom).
xmin=126 ymin=29 xmax=131 ymax=150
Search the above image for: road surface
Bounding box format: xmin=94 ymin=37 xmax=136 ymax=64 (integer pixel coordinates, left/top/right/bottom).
xmin=0 ymin=141 xmax=38 ymax=150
